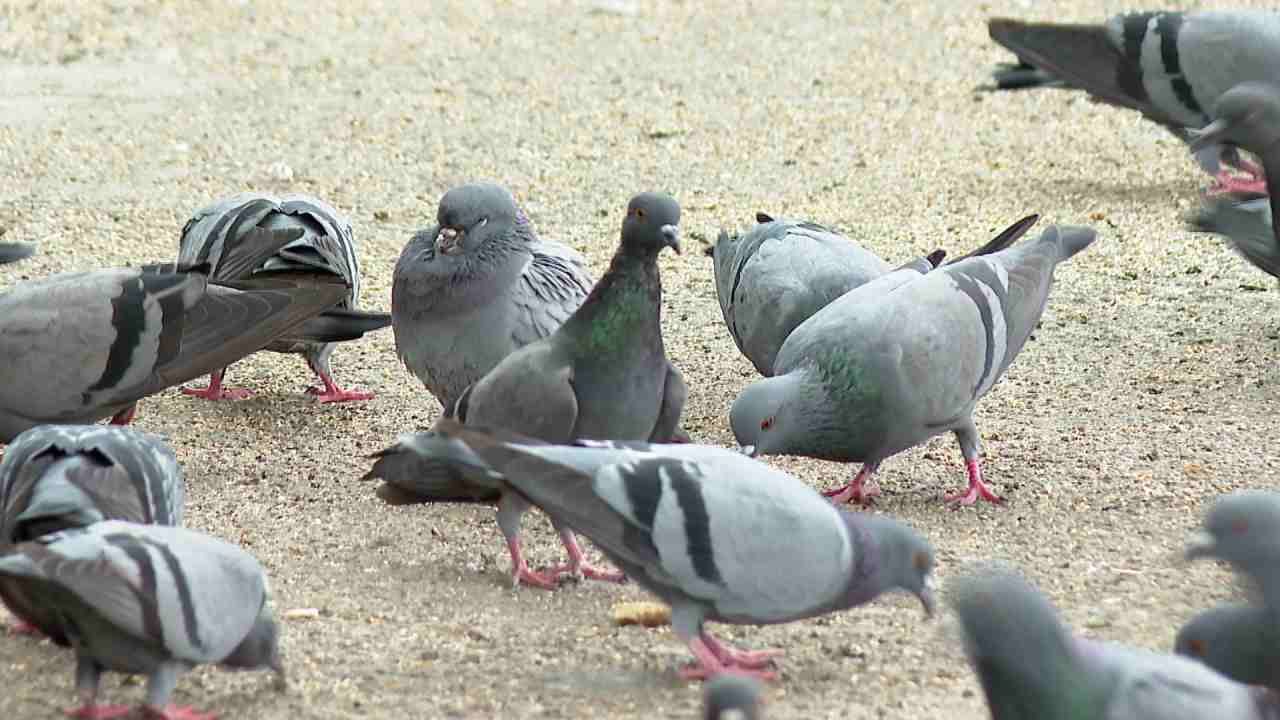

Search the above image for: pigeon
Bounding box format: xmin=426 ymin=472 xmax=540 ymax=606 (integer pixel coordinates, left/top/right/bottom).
xmin=704 ymin=674 xmax=764 ymax=719
xmin=370 ymin=192 xmax=687 ymax=590
xmin=0 ymin=227 xmax=351 ymax=443
xmin=984 ymin=11 xmax=1280 ymax=194
xmin=1185 ymin=82 xmax=1280 ymax=279
xmin=178 ymin=192 xmax=389 ymax=403
xmin=1185 ymin=489 xmax=1280 ymax=609
xmin=0 ymin=242 xmax=34 ymax=264
xmin=0 ymin=520 xmax=283 ymax=720
xmin=731 ymin=223 xmax=1097 ymax=506
xmin=0 ymin=424 xmax=185 ymax=639
xmin=951 ymin=565 xmax=1280 ymax=720
xmin=392 ymin=183 xmax=594 ymax=414
xmin=365 ymin=420 xmax=935 ymax=681
xmin=1175 ymin=604 xmax=1280 ymax=691
xmin=707 ymin=212 xmax=1040 ymax=376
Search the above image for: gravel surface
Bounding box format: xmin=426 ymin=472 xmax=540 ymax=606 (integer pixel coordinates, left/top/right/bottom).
xmin=2 ymin=1 xmax=1277 ymax=718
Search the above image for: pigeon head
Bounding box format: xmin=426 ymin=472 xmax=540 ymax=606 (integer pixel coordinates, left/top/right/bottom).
xmin=702 ymin=673 xmax=764 ymax=720
xmin=1174 ymin=604 xmax=1277 ymax=687
xmin=433 ymin=182 xmax=522 ymax=257
xmin=855 ymin=513 xmax=936 ymax=617
xmin=729 ymin=374 xmax=808 ymax=456
xmin=621 ymin=192 xmax=681 ymax=256
xmin=221 ymin=604 xmax=286 ymax=686
xmin=1185 ymin=489 xmax=1280 ymax=568
xmin=1191 ymin=82 xmax=1280 ymax=157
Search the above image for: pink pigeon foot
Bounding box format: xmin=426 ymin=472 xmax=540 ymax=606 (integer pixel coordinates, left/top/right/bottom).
xmin=542 ymin=530 xmax=627 ymax=584
xmin=304 ymin=363 xmax=374 ymax=403
xmin=824 ymin=465 xmax=880 ymax=506
xmin=677 ymin=636 xmax=779 ymax=682
xmin=701 ymin=633 xmax=783 ymax=669
xmin=9 ymin=619 xmax=41 ymax=636
xmin=945 ymin=458 xmax=1005 ymax=506
xmin=181 ymin=371 xmax=251 ymax=401
xmin=142 ymin=705 xmax=218 ymax=720
xmin=65 ymin=705 xmax=133 ymax=720
xmin=108 ymin=405 xmax=136 ymax=426
xmin=1208 ymin=172 xmax=1269 ymax=197
xmin=504 ymin=537 xmax=562 ymax=590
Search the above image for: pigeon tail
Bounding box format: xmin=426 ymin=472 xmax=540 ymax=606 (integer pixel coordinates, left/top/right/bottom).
xmin=290 ymin=308 xmax=392 ymax=343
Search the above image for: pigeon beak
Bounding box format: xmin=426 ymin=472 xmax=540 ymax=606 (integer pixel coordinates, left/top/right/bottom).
xmin=1184 ymin=529 xmax=1218 ymax=561
xmin=916 ymin=585 xmax=936 ymax=618
xmin=435 ymin=227 xmax=463 ymax=255
xmin=735 ymin=444 xmax=757 ymax=457
xmin=1188 ymin=118 xmax=1233 ymax=153
xmin=660 ymin=224 xmax=681 ymax=254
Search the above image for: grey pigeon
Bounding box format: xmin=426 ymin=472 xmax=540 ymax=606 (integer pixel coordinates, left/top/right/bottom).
xmin=371 ymin=193 xmax=686 ymax=590
xmin=708 ymin=213 xmax=1040 ymax=376
xmin=0 ymin=227 xmax=350 ymax=442
xmin=732 ymin=223 xmax=1096 ymax=506
xmin=985 ymin=11 xmax=1280 ymax=194
xmin=0 ymin=520 xmax=283 ymax=720
xmin=1175 ymin=604 xmax=1280 ymax=691
xmin=178 ymin=192 xmax=388 ymax=403
xmin=1185 ymin=82 xmax=1280 ymax=279
xmin=704 ymin=674 xmax=764 ymax=719
xmin=392 ymin=183 xmax=594 ymax=413
xmin=1185 ymin=489 xmax=1280 ymax=609
xmin=951 ymin=565 xmax=1280 ymax=720
xmin=0 ymin=242 xmax=34 ymax=264
xmin=365 ymin=420 xmax=935 ymax=681
xmin=0 ymin=424 xmax=184 ymax=639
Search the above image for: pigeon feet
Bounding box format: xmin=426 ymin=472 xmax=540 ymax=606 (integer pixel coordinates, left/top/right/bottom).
xmin=108 ymin=405 xmax=136 ymax=425
xmin=305 ymin=367 xmax=375 ymax=403
xmin=701 ymin=633 xmax=783 ymax=669
xmin=182 ymin=385 xmax=252 ymax=401
xmin=511 ymin=564 xmax=563 ymax=591
xmin=546 ymin=530 xmax=627 ymax=584
xmin=679 ymin=636 xmax=779 ymax=682
xmin=944 ymin=459 xmax=1005 ymax=507
xmin=824 ymin=465 xmax=880 ymax=506
xmin=142 ymin=705 xmax=217 ymax=720
xmin=9 ymin=619 xmax=41 ymax=636
xmin=64 ymin=704 xmax=133 ymax=720
xmin=1208 ymin=172 xmax=1268 ymax=197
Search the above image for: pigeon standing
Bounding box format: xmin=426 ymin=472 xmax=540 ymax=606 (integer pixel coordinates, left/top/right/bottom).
xmin=0 ymin=521 xmax=283 ymax=720
xmin=0 ymin=228 xmax=351 ymax=443
xmin=178 ymin=192 xmax=389 ymax=403
xmin=365 ymin=420 xmax=935 ymax=680
xmin=0 ymin=424 xmax=185 ymax=639
xmin=707 ymin=212 xmax=1039 ymax=376
xmin=731 ymin=223 xmax=1097 ymax=506
xmin=984 ymin=11 xmax=1280 ymax=194
xmin=1185 ymin=82 xmax=1280 ymax=280
xmin=0 ymin=242 xmax=34 ymax=264
xmin=950 ymin=565 xmax=1280 ymax=720
xmin=369 ymin=193 xmax=687 ymax=590
xmin=392 ymin=183 xmax=594 ymax=414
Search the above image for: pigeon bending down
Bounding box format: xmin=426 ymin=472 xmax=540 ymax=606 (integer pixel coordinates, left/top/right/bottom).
xmin=392 ymin=183 xmax=594 ymax=413
xmin=1176 ymin=604 xmax=1280 ymax=691
xmin=1185 ymin=82 xmax=1280 ymax=280
xmin=731 ymin=223 xmax=1097 ymax=506
xmin=951 ymin=565 xmax=1280 ymax=720
xmin=707 ymin=212 xmax=1040 ymax=376
xmin=371 ymin=193 xmax=686 ymax=590
xmin=0 ymin=520 xmax=283 ymax=720
xmin=0 ymin=242 xmax=34 ymax=264
xmin=178 ymin=192 xmax=388 ymax=403
xmin=365 ymin=420 xmax=935 ymax=681
xmin=0 ymin=227 xmax=350 ymax=443
xmin=985 ymin=11 xmax=1280 ymax=195
xmin=704 ymin=674 xmax=764 ymax=719
xmin=0 ymin=424 xmax=184 ymax=639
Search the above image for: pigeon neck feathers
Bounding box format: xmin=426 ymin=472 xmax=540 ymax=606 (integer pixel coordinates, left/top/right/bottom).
xmin=560 ymin=247 xmax=663 ymax=353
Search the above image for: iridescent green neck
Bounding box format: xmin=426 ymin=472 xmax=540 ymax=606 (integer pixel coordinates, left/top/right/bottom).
xmin=562 ymin=250 xmax=662 ymax=355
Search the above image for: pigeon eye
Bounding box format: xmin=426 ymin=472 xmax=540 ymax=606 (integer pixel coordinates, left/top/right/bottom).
xmin=759 ymin=416 xmax=774 ymax=431
xmin=636 ymin=207 xmax=646 ymax=218
xmin=1187 ymin=638 xmax=1206 ymax=657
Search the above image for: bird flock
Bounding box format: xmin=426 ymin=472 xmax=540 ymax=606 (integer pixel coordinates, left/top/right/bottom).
xmin=2 ymin=7 xmax=1280 ymax=720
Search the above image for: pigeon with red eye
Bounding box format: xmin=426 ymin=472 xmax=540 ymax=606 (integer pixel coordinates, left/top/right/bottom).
xmin=1175 ymin=604 xmax=1280 ymax=691
xmin=731 ymin=223 xmax=1096 ymax=506
xmin=392 ymin=183 xmax=594 ymax=414
xmin=1185 ymin=489 xmax=1280 ymax=608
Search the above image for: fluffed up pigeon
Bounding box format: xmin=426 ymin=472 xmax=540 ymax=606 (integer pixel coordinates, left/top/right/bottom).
xmin=704 ymin=674 xmax=764 ymax=719
xmin=365 ymin=420 xmax=935 ymax=681
xmin=0 ymin=424 xmax=185 ymax=639
xmin=985 ymin=11 xmax=1280 ymax=195
xmin=950 ymin=565 xmax=1280 ymax=720
xmin=370 ymin=192 xmax=687 ymax=590
xmin=707 ymin=213 xmax=1040 ymax=376
xmin=1185 ymin=82 xmax=1280 ymax=279
xmin=0 ymin=227 xmax=350 ymax=442
xmin=178 ymin=192 xmax=389 ymax=403
xmin=0 ymin=520 xmax=283 ymax=720
xmin=392 ymin=183 xmax=594 ymax=414
xmin=731 ymin=223 xmax=1097 ymax=506
xmin=0 ymin=242 xmax=34 ymax=264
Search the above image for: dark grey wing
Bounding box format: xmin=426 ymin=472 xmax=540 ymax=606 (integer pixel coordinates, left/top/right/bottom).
xmin=946 ymin=214 xmax=1041 ymax=265
xmin=361 ymin=431 xmax=505 ymax=504
xmin=178 ymin=193 xmax=284 ymax=276
xmin=648 ymin=362 xmax=686 ymax=442
xmin=269 ymin=194 xmax=362 ymax=305
xmin=509 ymin=240 xmax=593 ymax=347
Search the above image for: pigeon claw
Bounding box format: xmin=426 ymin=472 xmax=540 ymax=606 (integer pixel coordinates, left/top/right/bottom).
xmin=1207 ymin=172 xmax=1269 ymax=197
xmin=945 ymin=459 xmax=1005 ymax=507
xmin=142 ymin=705 xmax=218 ymax=720
xmin=8 ymin=619 xmax=41 ymax=637
xmin=512 ymin=566 xmax=563 ymax=591
xmin=304 ymin=386 xmax=375 ymax=403
xmin=64 ymin=705 xmax=133 ymax=720
xmin=543 ymin=562 xmax=628 ymax=585
xmin=181 ymin=385 xmax=253 ymax=402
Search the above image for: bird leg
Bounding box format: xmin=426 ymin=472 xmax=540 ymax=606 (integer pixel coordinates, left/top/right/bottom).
xmin=108 ymin=405 xmax=136 ymax=426
xmin=541 ymin=526 xmax=628 ymax=584
xmin=8 ymin=618 xmax=41 ymax=636
xmin=1208 ymin=170 xmax=1269 ymax=197
xmin=699 ymin=631 xmax=783 ymax=669
xmin=139 ymin=662 xmax=216 ymax=720
xmin=496 ymin=495 xmax=561 ymax=590
xmin=823 ymin=463 xmax=881 ymax=506
xmin=303 ymin=358 xmax=374 ymax=403
xmin=944 ymin=458 xmax=1005 ymax=506
xmin=66 ymin=657 xmax=132 ymax=719
xmin=677 ymin=635 xmax=779 ymax=682
xmin=181 ymin=369 xmax=252 ymax=401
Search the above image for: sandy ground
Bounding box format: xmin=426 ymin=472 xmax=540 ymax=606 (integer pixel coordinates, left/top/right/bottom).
xmin=2 ymin=0 xmax=1278 ymax=717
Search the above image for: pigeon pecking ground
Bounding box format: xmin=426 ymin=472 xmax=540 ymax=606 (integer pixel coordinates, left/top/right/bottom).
xmin=1 ymin=0 xmax=1278 ymax=718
